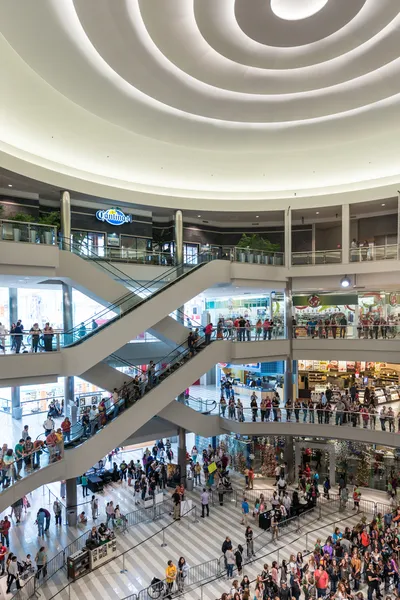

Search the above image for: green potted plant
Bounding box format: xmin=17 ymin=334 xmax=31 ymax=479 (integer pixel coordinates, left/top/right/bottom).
xmin=10 ymin=212 xmax=36 ymax=242
xmin=236 ymin=233 xmax=281 ymax=264
xmin=39 ymin=211 xmax=61 ymax=244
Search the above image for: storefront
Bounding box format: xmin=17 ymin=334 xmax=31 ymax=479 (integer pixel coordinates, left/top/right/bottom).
xmin=293 ymin=291 xmax=400 ymax=338
xmin=204 ymin=294 xmax=285 ymax=326
xmin=0 ymin=377 xmax=104 ymax=417
xmin=298 ymin=359 xmax=400 ymax=403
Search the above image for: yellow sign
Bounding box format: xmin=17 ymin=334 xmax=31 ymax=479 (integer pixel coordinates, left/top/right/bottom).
xmin=208 ymin=462 xmax=217 ymax=474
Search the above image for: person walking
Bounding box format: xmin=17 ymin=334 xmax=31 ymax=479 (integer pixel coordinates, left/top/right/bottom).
xmin=105 ymin=501 xmax=114 ymax=527
xmin=81 ymin=474 xmax=89 ymax=497
xmin=200 ymin=488 xmax=210 ymax=518
xmin=53 ymin=499 xmax=62 ymax=526
xmin=11 ymin=498 xmax=23 ymax=524
xmin=36 ymin=509 xmax=45 ymax=538
xmin=6 ymin=555 xmax=21 ymax=593
xmin=35 ymin=546 xmax=47 ymax=580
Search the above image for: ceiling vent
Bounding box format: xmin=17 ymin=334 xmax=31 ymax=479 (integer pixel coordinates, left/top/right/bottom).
xmin=202 ymin=220 xmax=209 ymax=224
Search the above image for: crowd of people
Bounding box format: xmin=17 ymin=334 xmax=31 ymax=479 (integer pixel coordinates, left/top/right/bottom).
xmin=218 ymin=383 xmax=400 ymax=433
xmin=218 ymin=504 xmax=400 ymax=600
xmin=292 ymin=314 xmax=397 ymax=341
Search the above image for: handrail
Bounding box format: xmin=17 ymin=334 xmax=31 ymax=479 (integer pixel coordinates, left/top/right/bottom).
xmin=44 ymin=505 xmax=198 ymax=600
xmin=195 ymin=507 xmax=369 ymax=599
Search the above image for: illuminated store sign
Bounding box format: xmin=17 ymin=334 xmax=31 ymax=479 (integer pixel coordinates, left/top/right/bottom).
xmin=96 ymin=208 xmax=132 ymax=226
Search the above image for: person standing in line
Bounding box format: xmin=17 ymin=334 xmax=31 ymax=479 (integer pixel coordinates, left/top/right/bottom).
xmin=61 ymin=417 xmax=71 ymax=442
xmin=241 ymin=497 xmax=250 ymax=526
xmin=53 ymin=499 xmax=62 ymax=526
xmin=43 ymin=416 xmax=55 ymax=437
xmin=177 ymin=557 xmax=189 ymax=593
xmin=172 ymin=488 xmax=181 ymax=521
xmin=6 ymin=556 xmax=21 ymax=593
xmin=200 ymin=488 xmax=210 ymax=518
xmin=105 ymin=501 xmax=114 ymax=527
xmin=81 ymin=474 xmax=89 ymax=497
xmin=0 ymin=543 xmax=6 ymax=576
xmin=21 ymin=425 xmax=30 ymax=441
xmin=91 ymin=495 xmax=98 ymax=520
xmin=225 ymin=547 xmax=235 ymax=579
xmin=165 ymin=560 xmax=177 ymax=599
xmin=35 ymin=546 xmax=47 ymax=580
xmin=0 ymin=516 xmax=11 ymax=547
xmin=245 ymin=525 xmax=255 ymax=558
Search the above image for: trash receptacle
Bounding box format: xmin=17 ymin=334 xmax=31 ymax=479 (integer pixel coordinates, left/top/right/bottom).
xmin=186 ymin=478 xmax=194 ymax=492
xmin=12 ymin=407 xmax=23 ymax=420
xmin=67 ymin=509 xmax=77 ymax=527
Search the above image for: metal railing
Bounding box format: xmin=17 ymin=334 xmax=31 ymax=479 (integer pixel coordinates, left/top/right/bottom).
xmin=292 ymin=323 xmax=400 ymax=339
xmin=218 ymin=404 xmax=400 ymax=435
xmin=10 ymin=497 xmax=176 ymax=600
xmin=292 ymin=249 xmax=342 ymax=265
xmin=350 ymin=243 xmax=398 ymax=262
xmin=0 ymin=219 xmax=57 ymax=245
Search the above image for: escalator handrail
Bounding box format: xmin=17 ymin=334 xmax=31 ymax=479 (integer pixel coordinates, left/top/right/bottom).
xmin=34 ymin=335 xmax=211 ymax=451
xmin=61 ymin=253 xmax=211 ymax=347
xmin=62 ymin=236 xmax=197 ymax=326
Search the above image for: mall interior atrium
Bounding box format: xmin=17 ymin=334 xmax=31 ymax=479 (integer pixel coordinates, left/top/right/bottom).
xmin=1 ymin=1 xmax=400 ymax=599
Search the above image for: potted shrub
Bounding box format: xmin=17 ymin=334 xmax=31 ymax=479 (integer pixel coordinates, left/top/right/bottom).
xmin=10 ymin=212 xmax=36 ymax=242
xmin=39 ymin=211 xmax=61 ymax=244
xmin=236 ymin=233 xmax=281 ymax=264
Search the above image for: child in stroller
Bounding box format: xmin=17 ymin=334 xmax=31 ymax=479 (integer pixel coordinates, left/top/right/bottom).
xmin=18 ymin=554 xmax=35 ymax=580
xmin=220 ymin=469 xmax=232 ymax=491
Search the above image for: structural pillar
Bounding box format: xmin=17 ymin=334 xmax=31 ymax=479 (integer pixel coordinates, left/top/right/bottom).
xmin=398 ymin=194 xmax=400 ymax=260
xmin=311 ymin=223 xmax=316 ymax=264
xmin=284 ymin=278 xmax=294 ymax=402
xmin=177 ymin=426 xmax=187 ymax=485
xmin=66 ymin=478 xmax=77 ymax=526
xmin=342 ymin=203 xmax=350 ymax=264
xmin=174 ymin=209 xmax=184 ymax=326
xmin=283 ymin=437 xmax=294 ymax=484
xmin=9 ymin=288 xmax=21 ymax=418
xmin=284 ymin=207 xmax=292 ymax=268
xmin=60 ymin=191 xmax=71 ymax=249
xmin=62 ymin=283 xmax=76 ymax=422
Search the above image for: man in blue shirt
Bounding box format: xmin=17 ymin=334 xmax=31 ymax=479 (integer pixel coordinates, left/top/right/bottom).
xmin=241 ymin=498 xmax=250 ymax=526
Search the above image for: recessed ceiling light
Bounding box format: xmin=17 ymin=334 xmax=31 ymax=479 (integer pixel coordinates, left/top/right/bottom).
xmin=381 ymin=203 xmax=385 ymax=206
xmin=8 ymin=184 xmax=12 ymax=188
xmin=316 ymin=211 xmax=320 ymax=215
xmin=197 ymin=215 xmax=201 ymax=218
xmin=256 ymin=215 xmax=259 ymax=218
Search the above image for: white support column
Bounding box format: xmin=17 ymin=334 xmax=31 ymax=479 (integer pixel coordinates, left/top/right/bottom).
xmin=284 ymin=207 xmax=292 ymax=268
xmin=311 ymin=223 xmax=316 ymax=264
xmin=342 ymin=204 xmax=350 ymax=264
xmin=397 ymin=194 xmax=400 ymax=260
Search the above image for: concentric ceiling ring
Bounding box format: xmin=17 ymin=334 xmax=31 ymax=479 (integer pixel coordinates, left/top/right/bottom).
xmin=0 ymin=0 xmax=399 ymax=207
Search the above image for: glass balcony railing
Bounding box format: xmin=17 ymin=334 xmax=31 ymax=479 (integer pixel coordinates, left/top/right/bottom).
xmin=350 ymin=244 xmax=398 ymax=262
xmin=291 ymin=249 xmax=342 ymax=265
xmin=1 ymin=324 xmax=400 ymax=356
xmin=0 ymin=219 xmax=57 ymax=245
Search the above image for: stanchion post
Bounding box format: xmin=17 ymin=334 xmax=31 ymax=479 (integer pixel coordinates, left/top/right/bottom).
xmin=120 ymin=553 xmax=128 ymax=574
xmin=161 ymin=527 xmax=167 ymax=548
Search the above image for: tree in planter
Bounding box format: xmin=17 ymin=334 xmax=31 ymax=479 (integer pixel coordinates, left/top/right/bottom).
xmin=236 ymin=233 xmax=281 ymax=255
xmin=39 ymin=211 xmax=61 ymax=229
xmin=10 ymin=212 xmax=37 ymax=223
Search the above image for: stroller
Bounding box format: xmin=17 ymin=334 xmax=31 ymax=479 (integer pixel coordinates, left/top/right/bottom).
xmin=220 ymin=470 xmax=232 ymax=491
xmin=18 ymin=559 xmax=35 ymax=580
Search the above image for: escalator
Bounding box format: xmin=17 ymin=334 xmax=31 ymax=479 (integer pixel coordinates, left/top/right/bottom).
xmin=0 ymin=334 xmax=228 ymax=510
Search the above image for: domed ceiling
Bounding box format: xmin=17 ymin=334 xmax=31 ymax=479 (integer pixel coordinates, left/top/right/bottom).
xmin=1 ymin=0 xmax=400 ymax=210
